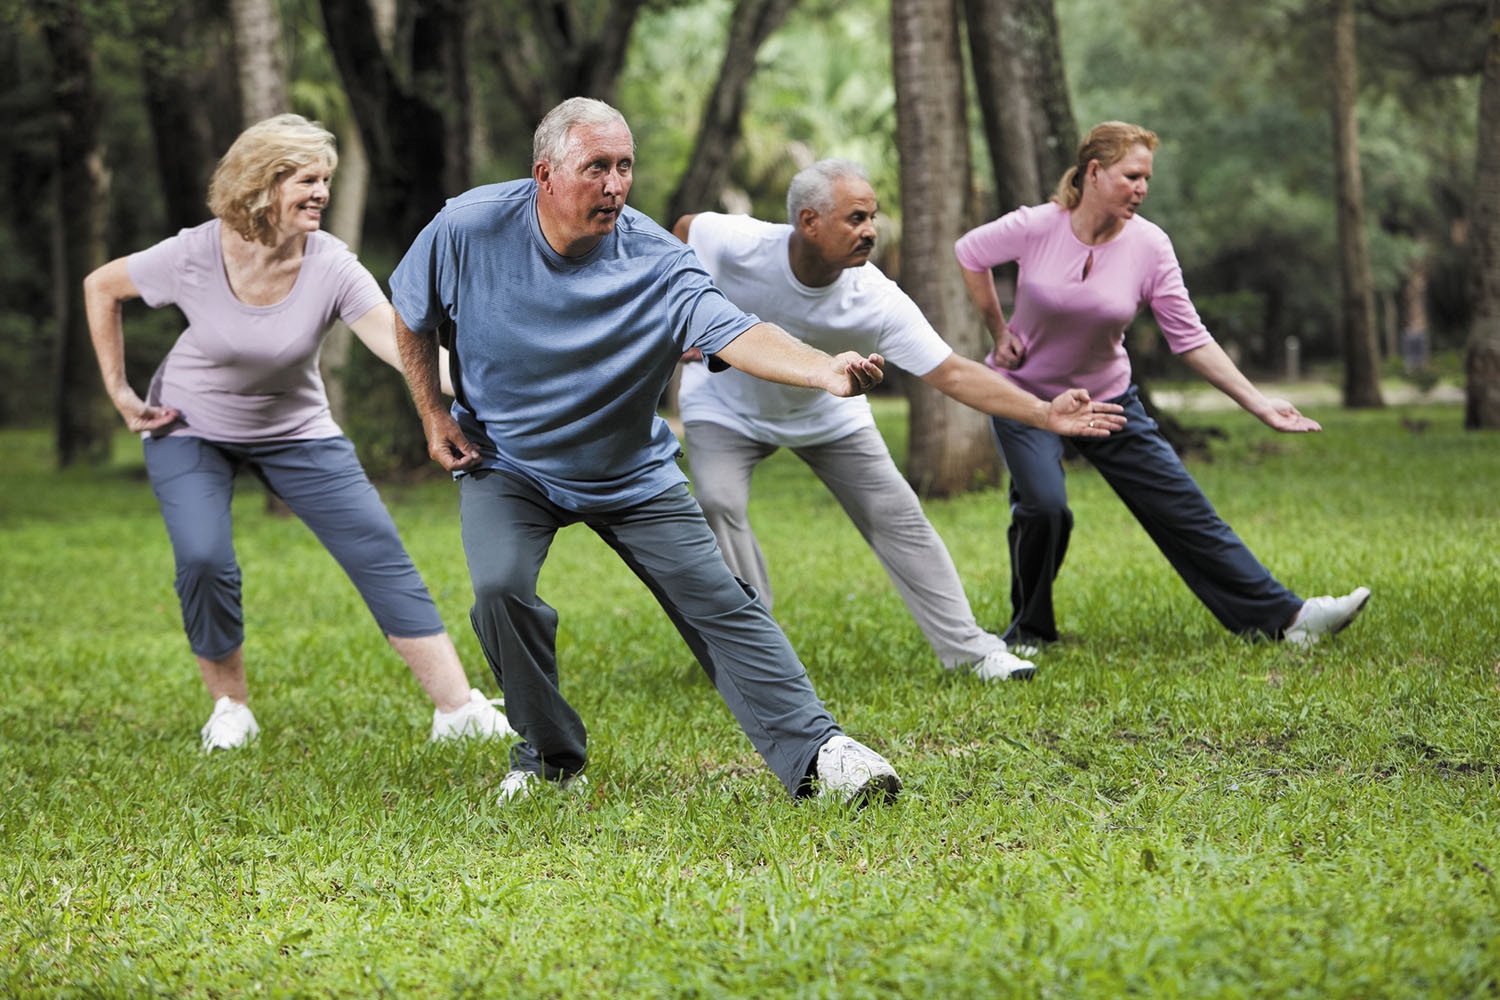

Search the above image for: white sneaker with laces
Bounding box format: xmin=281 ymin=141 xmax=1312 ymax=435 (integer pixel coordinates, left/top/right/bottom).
xmin=496 ymin=768 xmax=588 ymax=804
xmin=816 ymin=734 xmax=901 ymax=804
xmin=971 ymin=647 xmax=1037 ymax=682
xmin=200 ymin=696 xmax=259 ymax=752
xmin=430 ymin=688 xmax=519 ymax=742
xmin=1284 ymin=586 xmax=1371 ymax=647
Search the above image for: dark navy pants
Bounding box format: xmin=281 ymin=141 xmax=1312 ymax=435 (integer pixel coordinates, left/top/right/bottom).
xmin=990 ymin=386 xmax=1303 ymax=645
xmin=458 ymin=470 xmax=840 ymax=796
xmin=144 ymin=435 xmax=445 ymax=659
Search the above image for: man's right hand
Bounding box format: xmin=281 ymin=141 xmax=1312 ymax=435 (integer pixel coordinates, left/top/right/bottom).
xmin=423 ymin=411 xmax=481 ymax=472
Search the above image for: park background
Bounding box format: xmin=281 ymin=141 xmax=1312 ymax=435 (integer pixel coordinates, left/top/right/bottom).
xmin=3 ymin=0 xmax=1499 ymax=996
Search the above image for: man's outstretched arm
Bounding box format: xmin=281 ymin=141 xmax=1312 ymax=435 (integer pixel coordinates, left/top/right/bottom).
xmin=921 ymin=354 xmax=1126 ymax=438
xmin=712 ymin=322 xmax=885 ymax=398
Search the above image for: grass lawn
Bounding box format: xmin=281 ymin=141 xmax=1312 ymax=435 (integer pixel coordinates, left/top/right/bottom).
xmin=1 ymin=399 xmax=1497 ymax=998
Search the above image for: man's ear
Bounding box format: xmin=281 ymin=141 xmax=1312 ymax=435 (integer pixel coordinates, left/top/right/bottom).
xmin=797 ymin=207 xmax=819 ymax=234
xmin=534 ymin=161 xmax=551 ymax=191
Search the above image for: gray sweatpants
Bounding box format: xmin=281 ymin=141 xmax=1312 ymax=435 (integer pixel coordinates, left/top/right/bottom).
xmin=144 ymin=435 xmax=445 ymax=660
xmin=683 ymin=421 xmax=1004 ymax=669
xmin=458 ymin=470 xmax=840 ymax=796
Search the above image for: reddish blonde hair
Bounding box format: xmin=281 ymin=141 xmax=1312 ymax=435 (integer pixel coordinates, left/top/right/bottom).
xmin=1050 ymin=121 xmax=1159 ymax=209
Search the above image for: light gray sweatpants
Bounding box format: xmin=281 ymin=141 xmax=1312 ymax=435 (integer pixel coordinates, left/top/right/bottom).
xmin=683 ymin=421 xmax=1004 ymax=670
xmin=459 ymin=470 xmax=840 ymax=796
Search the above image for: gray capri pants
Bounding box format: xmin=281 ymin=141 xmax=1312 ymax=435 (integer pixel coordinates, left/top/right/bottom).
xmin=144 ymin=435 xmax=445 ymax=660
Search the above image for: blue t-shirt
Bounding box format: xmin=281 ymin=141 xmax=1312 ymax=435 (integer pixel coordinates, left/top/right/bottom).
xmin=390 ymin=179 xmax=759 ymax=512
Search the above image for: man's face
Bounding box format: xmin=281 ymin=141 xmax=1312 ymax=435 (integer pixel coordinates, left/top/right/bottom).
xmin=802 ymin=176 xmax=879 ymax=271
xmin=535 ymin=120 xmax=634 ymax=256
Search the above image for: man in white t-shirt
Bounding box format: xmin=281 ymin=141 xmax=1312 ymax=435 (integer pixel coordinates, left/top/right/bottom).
xmin=672 ymin=159 xmax=1125 ymax=681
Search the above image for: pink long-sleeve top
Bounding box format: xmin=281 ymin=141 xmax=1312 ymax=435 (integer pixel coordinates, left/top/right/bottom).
xmin=954 ymin=202 xmax=1214 ymax=402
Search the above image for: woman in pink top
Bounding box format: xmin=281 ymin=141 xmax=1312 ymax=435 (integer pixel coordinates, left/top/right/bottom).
xmin=955 ymin=121 xmax=1369 ymax=651
xmin=83 ymin=115 xmax=514 ymax=751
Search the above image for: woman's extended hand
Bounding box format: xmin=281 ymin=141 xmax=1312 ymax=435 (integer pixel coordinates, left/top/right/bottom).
xmin=1256 ymin=398 xmax=1321 ymax=433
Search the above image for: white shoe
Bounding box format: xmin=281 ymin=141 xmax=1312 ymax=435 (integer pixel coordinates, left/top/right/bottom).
xmin=200 ymin=696 xmax=259 ymax=752
xmin=971 ymin=647 xmax=1037 ymax=682
xmin=1284 ymin=586 xmax=1371 ymax=647
xmin=430 ymin=688 xmax=518 ymax=742
xmin=497 ymin=768 xmax=588 ymax=804
xmin=816 ymin=734 xmax=901 ymax=804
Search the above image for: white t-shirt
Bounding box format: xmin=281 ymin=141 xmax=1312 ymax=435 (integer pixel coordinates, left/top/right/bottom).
xmin=681 ymin=213 xmax=954 ymax=447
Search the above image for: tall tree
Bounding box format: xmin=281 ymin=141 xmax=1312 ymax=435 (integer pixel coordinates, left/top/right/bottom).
xmin=664 ymin=0 xmax=799 ymax=225
xmin=1331 ymin=0 xmax=1385 ymax=406
xmin=1466 ymin=0 xmax=1500 ymax=428
xmin=319 ymin=0 xmax=472 ymax=246
xmin=228 ymin=0 xmax=289 ymax=123
xmin=964 ymin=0 xmax=1075 ymax=213
xmin=480 ymin=0 xmax=653 ymax=127
xmin=892 ymin=0 xmax=1000 ymax=497
xmin=137 ymin=0 xmax=233 ymax=231
xmin=40 ymin=0 xmax=113 ymax=466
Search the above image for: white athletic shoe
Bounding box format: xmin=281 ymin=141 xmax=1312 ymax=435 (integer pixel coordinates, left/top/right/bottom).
xmin=1284 ymin=586 xmax=1371 ymax=647
xmin=816 ymin=734 xmax=901 ymax=805
xmin=200 ymin=696 xmax=259 ymax=752
xmin=496 ymin=769 xmax=588 ymax=804
xmin=971 ymin=647 xmax=1037 ymax=682
xmin=430 ymin=688 xmax=519 ymax=742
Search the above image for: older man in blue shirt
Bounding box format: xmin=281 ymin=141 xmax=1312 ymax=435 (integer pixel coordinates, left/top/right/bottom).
xmin=391 ymin=97 xmax=900 ymax=805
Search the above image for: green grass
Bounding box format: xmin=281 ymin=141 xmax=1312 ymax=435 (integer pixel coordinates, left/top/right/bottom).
xmin=2 ymin=400 xmax=1497 ymax=998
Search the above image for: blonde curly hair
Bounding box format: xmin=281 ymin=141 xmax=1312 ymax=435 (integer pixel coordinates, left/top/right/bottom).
xmin=207 ymin=114 xmax=338 ymax=246
xmin=1050 ymin=121 xmax=1158 ymax=210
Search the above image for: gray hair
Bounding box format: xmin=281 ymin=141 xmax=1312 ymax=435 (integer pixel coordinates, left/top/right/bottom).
xmin=786 ymin=159 xmax=869 ymax=224
xmin=532 ymin=97 xmax=634 ymax=167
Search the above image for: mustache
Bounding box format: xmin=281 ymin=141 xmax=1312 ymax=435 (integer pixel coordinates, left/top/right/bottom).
xmin=855 ymin=239 xmax=875 ymax=253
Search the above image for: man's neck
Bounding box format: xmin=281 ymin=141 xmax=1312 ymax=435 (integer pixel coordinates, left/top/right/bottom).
xmin=786 ymin=231 xmax=840 ymax=288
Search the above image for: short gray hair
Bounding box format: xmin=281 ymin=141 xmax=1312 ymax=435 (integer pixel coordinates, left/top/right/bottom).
xmin=786 ymin=159 xmax=869 ymax=224
xmin=532 ymin=97 xmax=634 ymax=167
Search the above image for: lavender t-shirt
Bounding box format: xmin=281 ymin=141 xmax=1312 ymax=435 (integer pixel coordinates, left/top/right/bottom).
xmin=954 ymin=202 xmax=1213 ymax=402
xmin=127 ymin=219 xmax=386 ymax=442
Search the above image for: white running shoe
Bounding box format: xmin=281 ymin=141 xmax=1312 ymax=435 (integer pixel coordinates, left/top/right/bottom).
xmin=430 ymin=688 xmax=519 ymax=742
xmin=972 ymin=647 xmax=1037 ymax=682
xmin=200 ymin=696 xmax=259 ymax=752
xmin=1284 ymin=586 xmax=1372 ymax=647
xmin=816 ymin=734 xmax=901 ymax=804
xmin=496 ymin=768 xmax=588 ymax=804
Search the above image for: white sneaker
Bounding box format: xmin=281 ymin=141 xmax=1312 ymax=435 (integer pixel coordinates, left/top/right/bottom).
xmin=497 ymin=768 xmax=588 ymax=804
xmin=816 ymin=734 xmax=901 ymax=804
xmin=430 ymin=688 xmax=518 ymax=742
xmin=200 ymin=696 xmax=259 ymax=752
xmin=971 ymin=647 xmax=1037 ymax=682
xmin=1284 ymin=586 xmax=1371 ymax=647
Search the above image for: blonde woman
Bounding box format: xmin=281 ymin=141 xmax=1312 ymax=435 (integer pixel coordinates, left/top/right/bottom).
xmin=84 ymin=114 xmax=513 ymax=750
xmin=955 ymin=121 xmax=1369 ymax=651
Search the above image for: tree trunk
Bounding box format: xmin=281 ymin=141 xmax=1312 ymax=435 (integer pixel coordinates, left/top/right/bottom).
xmin=228 ymin=0 xmax=288 ymax=124
xmin=42 ymin=0 xmax=113 ymax=468
xmin=320 ymin=0 xmax=473 ymax=244
xmin=892 ymin=0 xmax=1000 ymax=498
xmin=1331 ymin=0 xmax=1384 ymax=408
xmin=964 ymin=0 xmax=1075 ymax=213
xmin=664 ymin=0 xmax=798 ymax=226
xmin=1466 ymin=0 xmax=1500 ymax=429
xmin=482 ymin=0 xmax=653 ymax=128
xmin=138 ymin=0 xmax=228 ymax=231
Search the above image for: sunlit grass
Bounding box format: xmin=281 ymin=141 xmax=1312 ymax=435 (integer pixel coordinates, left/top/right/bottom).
xmin=1 ymin=401 xmax=1496 ymax=998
